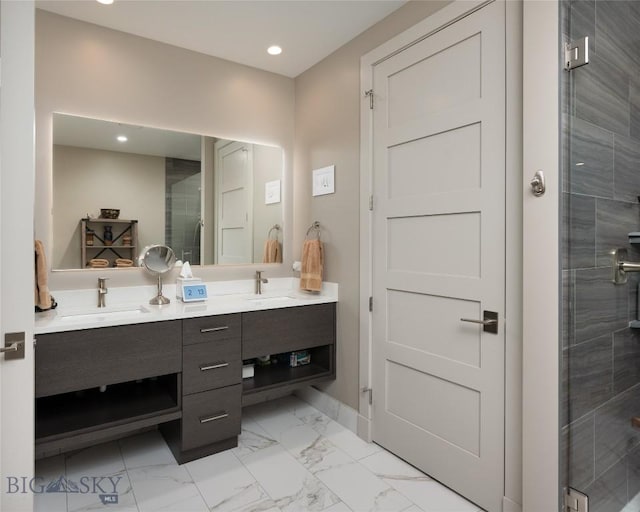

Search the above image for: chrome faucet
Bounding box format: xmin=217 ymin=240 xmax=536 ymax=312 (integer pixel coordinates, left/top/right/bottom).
xmin=98 ymin=277 xmax=108 ymax=307
xmin=255 ymin=271 xmax=268 ymax=295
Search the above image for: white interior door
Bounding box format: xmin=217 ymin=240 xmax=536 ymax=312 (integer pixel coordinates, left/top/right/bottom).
xmin=371 ymin=2 xmax=506 ymax=510
xmin=215 ymin=140 xmax=253 ymax=264
xmin=0 ymin=1 xmax=36 ymax=510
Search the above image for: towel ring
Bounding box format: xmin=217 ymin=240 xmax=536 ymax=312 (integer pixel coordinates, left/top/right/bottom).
xmin=305 ymin=221 xmax=321 ymax=240
xmin=268 ymin=224 xmax=281 ymax=240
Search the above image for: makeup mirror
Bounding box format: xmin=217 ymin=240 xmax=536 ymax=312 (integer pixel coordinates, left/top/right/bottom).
xmin=139 ymin=245 xmax=176 ymax=305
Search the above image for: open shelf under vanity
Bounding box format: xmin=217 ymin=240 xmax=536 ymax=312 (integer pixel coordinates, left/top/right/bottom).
xmin=35 ymin=374 xmax=181 ymax=459
xmin=242 ymin=345 xmax=334 ymax=406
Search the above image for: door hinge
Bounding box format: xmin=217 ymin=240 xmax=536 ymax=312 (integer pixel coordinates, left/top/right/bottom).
xmin=564 ymin=37 xmax=589 ymax=71
xmin=369 ymin=296 xmax=373 ymax=312
xmin=565 ymin=487 xmax=588 ymax=512
xmin=364 ymin=89 xmax=374 ymax=109
xmin=369 ymin=195 xmax=373 ymax=211
xmin=362 ymin=387 xmax=372 ymax=405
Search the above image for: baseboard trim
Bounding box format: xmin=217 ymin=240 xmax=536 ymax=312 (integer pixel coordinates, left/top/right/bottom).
xmin=503 ymin=496 xmax=522 ymax=512
xmin=357 ymin=414 xmax=372 ymax=442
xmin=294 ymin=386 xmax=358 ymax=435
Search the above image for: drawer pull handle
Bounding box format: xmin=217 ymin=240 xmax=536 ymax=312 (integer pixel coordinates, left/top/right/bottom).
xmin=200 ymin=326 xmax=229 ymax=333
xmin=200 ymin=412 xmax=228 ymax=424
xmin=200 ymin=362 xmax=229 ymax=371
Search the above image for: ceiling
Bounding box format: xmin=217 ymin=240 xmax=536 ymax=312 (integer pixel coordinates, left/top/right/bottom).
xmin=54 ymin=114 xmax=203 ymax=160
xmin=36 ymin=0 xmax=407 ymax=78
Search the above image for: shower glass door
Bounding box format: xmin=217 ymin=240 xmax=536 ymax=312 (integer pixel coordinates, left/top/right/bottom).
xmin=562 ymin=1 xmax=640 ymax=511
xmin=165 ymin=157 xmax=202 ymax=265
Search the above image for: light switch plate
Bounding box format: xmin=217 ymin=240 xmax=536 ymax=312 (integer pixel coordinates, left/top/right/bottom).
xmin=312 ymin=165 xmax=335 ymax=196
xmin=265 ymin=179 xmax=281 ymax=204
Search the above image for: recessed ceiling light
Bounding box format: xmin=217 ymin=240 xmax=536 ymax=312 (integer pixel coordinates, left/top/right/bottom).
xmin=97 ymin=0 xmax=114 ymax=4
xmin=575 ymin=162 xmax=585 ymax=166
xmin=116 ymin=135 xmax=128 ymax=142
xmin=267 ymin=46 xmax=282 ymax=56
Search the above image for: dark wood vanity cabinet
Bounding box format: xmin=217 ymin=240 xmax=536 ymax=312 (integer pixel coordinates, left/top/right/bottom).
xmin=36 ymin=321 xmax=182 ymax=397
xmin=35 ymin=321 xmax=182 ymax=459
xmin=162 ymin=314 xmax=243 ymax=464
xmin=35 ymin=303 xmax=336 ymax=463
xmin=242 ymin=303 xmax=336 ymax=406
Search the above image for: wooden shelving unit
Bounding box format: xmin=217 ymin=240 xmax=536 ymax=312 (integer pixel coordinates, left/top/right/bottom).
xmin=81 ymin=217 xmax=138 ymax=268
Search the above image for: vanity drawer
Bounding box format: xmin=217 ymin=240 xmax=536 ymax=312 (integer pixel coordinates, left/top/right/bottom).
xmin=181 ymin=384 xmax=241 ymax=451
xmin=242 ymin=303 xmax=336 ymax=359
xmin=35 ymin=321 xmax=182 ymax=398
xmin=183 ymin=314 xmax=241 ymax=346
xmin=183 ymin=339 xmax=241 ymax=395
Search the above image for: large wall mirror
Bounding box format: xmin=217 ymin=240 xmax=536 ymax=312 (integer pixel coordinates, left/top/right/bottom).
xmin=52 ymin=113 xmax=284 ymax=270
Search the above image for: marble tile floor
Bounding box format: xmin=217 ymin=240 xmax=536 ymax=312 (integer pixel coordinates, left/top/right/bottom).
xmin=35 ymin=395 xmax=482 ymax=512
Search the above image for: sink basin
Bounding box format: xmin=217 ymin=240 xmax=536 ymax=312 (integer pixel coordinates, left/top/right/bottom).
xmin=245 ymin=294 xmax=289 ymax=301
xmin=243 ymin=292 xmax=318 ymax=305
xmin=244 ymin=295 xmax=294 ymax=306
xmin=59 ymin=305 xmax=150 ymax=323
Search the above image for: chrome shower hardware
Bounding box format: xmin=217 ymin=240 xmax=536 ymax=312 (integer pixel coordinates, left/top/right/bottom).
xmin=611 ymin=248 xmax=640 ymax=284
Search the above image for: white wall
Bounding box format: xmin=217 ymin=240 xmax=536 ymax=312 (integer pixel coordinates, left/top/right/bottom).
xmin=252 ymin=145 xmax=283 ymax=263
xmin=294 ymin=0 xmax=451 ymax=408
xmin=35 ymin=9 xmax=295 ymax=289
xmin=52 ymin=145 xmax=165 ymax=269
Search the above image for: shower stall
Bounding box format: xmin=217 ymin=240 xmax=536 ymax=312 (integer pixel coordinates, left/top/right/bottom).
xmin=165 ymin=157 xmax=202 ymax=265
xmin=561 ymin=1 xmax=640 ymax=511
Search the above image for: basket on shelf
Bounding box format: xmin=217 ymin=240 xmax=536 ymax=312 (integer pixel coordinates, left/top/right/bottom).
xmin=100 ymin=208 xmax=120 ymax=219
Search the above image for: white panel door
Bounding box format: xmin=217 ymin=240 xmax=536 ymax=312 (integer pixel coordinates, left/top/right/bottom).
xmin=0 ymin=1 xmax=36 ymax=510
xmin=215 ymin=140 xmax=253 ymax=264
xmin=371 ymin=2 xmax=506 ymax=511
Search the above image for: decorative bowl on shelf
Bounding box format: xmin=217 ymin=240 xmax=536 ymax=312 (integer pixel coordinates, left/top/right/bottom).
xmin=100 ymin=208 xmax=120 ymax=219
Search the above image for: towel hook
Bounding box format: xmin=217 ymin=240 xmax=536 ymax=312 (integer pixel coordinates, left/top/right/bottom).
xmin=268 ymin=224 xmax=281 ymax=240
xmin=305 ymin=221 xmax=321 ymax=240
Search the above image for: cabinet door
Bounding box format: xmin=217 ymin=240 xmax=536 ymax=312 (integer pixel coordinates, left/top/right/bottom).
xmin=182 ymin=314 xmax=241 ymax=346
xmin=183 ymin=339 xmax=241 ymax=395
xmin=242 ymin=303 xmax=336 ymax=359
xmin=181 ymin=385 xmax=241 ymax=451
xmin=35 ymin=321 xmax=182 ymax=397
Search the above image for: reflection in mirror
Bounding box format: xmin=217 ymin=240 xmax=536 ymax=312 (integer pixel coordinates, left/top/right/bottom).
xmin=52 ymin=113 xmax=283 ymax=269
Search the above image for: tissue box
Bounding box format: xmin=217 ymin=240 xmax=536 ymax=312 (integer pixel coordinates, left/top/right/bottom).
xmin=176 ymin=277 xmax=202 ymax=299
xmin=242 ymin=363 xmax=255 ymax=379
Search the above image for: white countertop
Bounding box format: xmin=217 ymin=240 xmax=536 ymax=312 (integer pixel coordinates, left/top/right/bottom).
xmin=35 ymin=278 xmax=338 ymax=334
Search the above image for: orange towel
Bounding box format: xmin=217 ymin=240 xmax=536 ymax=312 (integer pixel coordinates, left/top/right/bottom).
xmin=89 ymin=258 xmax=110 ymax=268
xmin=115 ymin=258 xmax=134 ymax=267
xmin=300 ymin=239 xmax=323 ymax=292
xmin=263 ymin=239 xmax=282 ymax=263
xmin=34 ymin=240 xmax=52 ymax=310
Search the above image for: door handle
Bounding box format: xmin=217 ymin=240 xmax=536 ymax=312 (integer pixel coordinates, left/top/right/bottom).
xmin=2 ymin=333 xmax=25 ymax=360
xmin=460 ymin=311 xmax=499 ymax=334
xmin=0 ymin=341 xmax=23 ymax=353
xmin=460 ymin=318 xmax=497 ymax=325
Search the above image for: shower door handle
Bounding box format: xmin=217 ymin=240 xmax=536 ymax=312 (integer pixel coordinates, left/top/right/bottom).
xmin=530 ymin=170 xmax=545 ymax=196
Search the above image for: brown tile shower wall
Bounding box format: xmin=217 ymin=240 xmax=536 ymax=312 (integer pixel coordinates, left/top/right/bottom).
xmin=562 ymin=1 xmax=640 ymax=510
